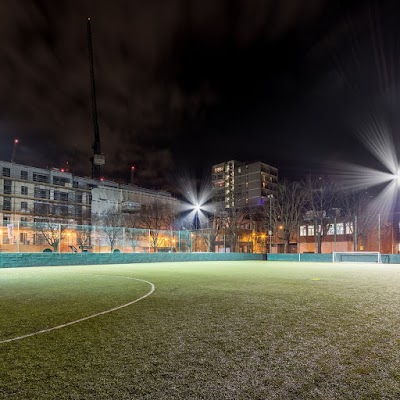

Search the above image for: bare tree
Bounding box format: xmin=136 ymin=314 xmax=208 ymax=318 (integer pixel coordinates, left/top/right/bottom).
xmin=204 ymin=202 xmax=227 ymax=252
xmin=125 ymin=228 xmax=144 ymax=252
xmin=337 ymin=187 xmax=376 ymax=251
xmin=303 ymin=176 xmax=339 ymax=253
xmin=273 ymin=180 xmax=307 ymax=253
xmin=138 ymin=199 xmax=178 ymax=252
xmin=35 ymin=219 xmax=67 ymax=252
xmin=93 ymin=208 xmax=124 ymax=252
xmin=75 ymin=225 xmax=93 ymax=251
xmin=224 ymin=206 xmax=248 ymax=252
xmin=122 ymin=213 xmax=143 ymax=252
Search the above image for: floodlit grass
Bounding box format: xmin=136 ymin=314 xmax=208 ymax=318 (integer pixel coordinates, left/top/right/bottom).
xmin=1 ymin=261 xmax=400 ymax=399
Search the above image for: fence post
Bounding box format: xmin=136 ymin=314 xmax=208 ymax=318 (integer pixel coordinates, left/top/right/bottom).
xmin=334 ymin=217 xmax=336 ymax=253
xmin=354 ymin=215 xmax=358 ymax=251
xmin=17 ymin=220 xmax=20 ymax=253
xmin=378 ymin=214 xmax=381 ymax=254
xmin=93 ymin=225 xmax=96 ymax=253
xmin=224 ymin=228 xmax=226 ymax=253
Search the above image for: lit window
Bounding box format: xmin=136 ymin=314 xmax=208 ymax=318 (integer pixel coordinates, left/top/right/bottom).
xmin=308 ymin=225 xmax=314 ymax=236
xmin=327 ymin=224 xmax=335 ymax=235
xmin=345 ymin=222 xmax=353 ymax=234
xmin=336 ymin=223 xmax=344 ymax=234
xmin=300 ymin=225 xmax=307 ymax=236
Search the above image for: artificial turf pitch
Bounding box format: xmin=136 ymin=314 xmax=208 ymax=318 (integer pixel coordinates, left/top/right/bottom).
xmin=1 ymin=260 xmax=400 ymax=399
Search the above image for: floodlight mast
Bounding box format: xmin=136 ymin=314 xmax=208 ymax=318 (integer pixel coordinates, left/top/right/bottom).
xmin=87 ymin=17 xmax=105 ymax=180
xmin=194 ymin=204 xmax=201 ymax=229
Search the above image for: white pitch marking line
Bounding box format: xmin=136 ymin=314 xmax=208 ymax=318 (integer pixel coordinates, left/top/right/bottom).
xmin=0 ymin=276 xmax=155 ymax=344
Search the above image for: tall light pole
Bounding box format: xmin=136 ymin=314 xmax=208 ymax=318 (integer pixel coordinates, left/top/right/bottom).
xmin=267 ymin=194 xmax=274 ymax=253
xmin=194 ymin=204 xmax=201 ymax=230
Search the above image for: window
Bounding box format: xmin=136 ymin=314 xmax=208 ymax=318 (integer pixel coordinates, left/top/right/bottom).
xmin=73 ymin=181 xmax=79 ymax=188
xmin=3 ymin=198 xmax=11 ymax=211
xmin=53 ymin=176 xmax=70 ymax=186
xmin=327 ymin=224 xmax=335 ymax=235
xmin=300 ymin=225 xmax=307 ymax=236
xmin=34 ymin=188 xmax=50 ymax=199
xmin=33 ymin=233 xmax=46 ymax=245
xmin=54 ymin=204 xmax=69 ymax=216
xmin=34 ymin=201 xmax=50 ymax=215
xmin=54 ymin=191 xmax=68 ymax=201
xmin=336 ymin=223 xmax=344 ymax=234
xmin=33 ymin=173 xmax=49 ymax=183
xmin=345 ymin=222 xmax=353 ymax=234
xmin=308 ymin=225 xmax=315 ymax=236
xmin=21 ymin=186 xmax=28 ymax=195
xmin=20 ymin=170 xmax=28 ymax=180
xmin=20 ymin=232 xmax=28 ymax=244
xmin=75 ymin=206 xmax=83 ymax=217
xmin=3 ymin=181 xmax=12 ymax=194
xmin=2 ymin=167 xmax=10 ymax=177
xmin=21 ymin=201 xmax=28 ymax=212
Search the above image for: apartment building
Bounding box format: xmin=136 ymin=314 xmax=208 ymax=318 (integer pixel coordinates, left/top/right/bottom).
xmin=0 ymin=160 xmax=180 ymax=226
xmin=211 ymin=160 xmax=278 ymax=209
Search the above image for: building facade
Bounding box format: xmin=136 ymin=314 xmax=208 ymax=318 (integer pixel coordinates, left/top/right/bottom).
xmin=0 ymin=160 xmax=181 ymax=227
xmin=211 ymin=160 xmax=278 ymax=209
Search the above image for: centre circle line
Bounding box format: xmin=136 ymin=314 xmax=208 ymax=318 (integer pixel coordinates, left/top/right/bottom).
xmin=0 ymin=275 xmax=155 ymax=344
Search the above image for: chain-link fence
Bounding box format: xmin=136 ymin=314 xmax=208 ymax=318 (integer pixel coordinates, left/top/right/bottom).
xmin=1 ymin=213 xmax=398 ymax=254
xmin=0 ymin=222 xmax=258 ymax=254
xmin=297 ymin=213 xmax=400 ymax=254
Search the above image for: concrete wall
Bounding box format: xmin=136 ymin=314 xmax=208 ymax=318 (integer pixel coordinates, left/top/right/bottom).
xmin=0 ymin=252 xmax=264 ymax=268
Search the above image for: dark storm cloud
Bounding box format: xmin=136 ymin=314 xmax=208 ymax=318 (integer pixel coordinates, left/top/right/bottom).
xmin=0 ymin=0 xmax=393 ymax=189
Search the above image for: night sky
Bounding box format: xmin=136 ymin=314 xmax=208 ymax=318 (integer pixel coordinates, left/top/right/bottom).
xmin=1 ymin=0 xmax=400 ymax=193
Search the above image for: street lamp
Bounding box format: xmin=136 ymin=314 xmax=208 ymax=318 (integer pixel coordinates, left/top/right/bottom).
xmin=267 ymin=194 xmax=274 ymax=253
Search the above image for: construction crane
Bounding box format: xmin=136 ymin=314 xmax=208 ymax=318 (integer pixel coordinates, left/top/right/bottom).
xmin=87 ymin=17 xmax=105 ymax=180
xmin=11 ymin=138 xmax=19 ymax=163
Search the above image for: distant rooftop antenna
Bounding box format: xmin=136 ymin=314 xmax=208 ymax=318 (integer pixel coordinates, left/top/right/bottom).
xmin=11 ymin=138 xmax=19 ymax=163
xmin=87 ymin=17 xmax=105 ymax=180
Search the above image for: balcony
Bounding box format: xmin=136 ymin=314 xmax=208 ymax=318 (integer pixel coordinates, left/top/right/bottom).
xmin=121 ymin=201 xmax=141 ymax=213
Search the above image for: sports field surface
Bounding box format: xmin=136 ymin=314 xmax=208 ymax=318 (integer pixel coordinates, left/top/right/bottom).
xmin=1 ymin=260 xmax=400 ymax=399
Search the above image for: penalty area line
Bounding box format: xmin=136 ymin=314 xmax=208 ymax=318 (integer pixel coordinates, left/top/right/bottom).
xmin=0 ymin=276 xmax=155 ymax=344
